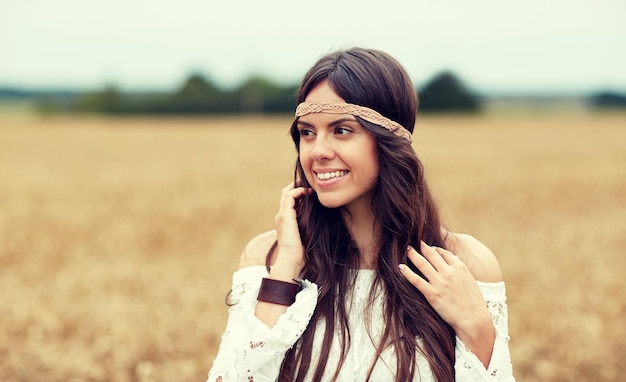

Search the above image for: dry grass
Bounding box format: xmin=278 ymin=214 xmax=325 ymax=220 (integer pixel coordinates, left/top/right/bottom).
xmin=0 ymin=111 xmax=624 ymax=381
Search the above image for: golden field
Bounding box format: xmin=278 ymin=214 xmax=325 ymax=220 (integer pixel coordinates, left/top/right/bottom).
xmin=0 ymin=111 xmax=624 ymax=382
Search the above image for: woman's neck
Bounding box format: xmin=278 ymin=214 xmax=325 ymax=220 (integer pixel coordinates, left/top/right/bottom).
xmin=341 ymin=205 xmax=380 ymax=269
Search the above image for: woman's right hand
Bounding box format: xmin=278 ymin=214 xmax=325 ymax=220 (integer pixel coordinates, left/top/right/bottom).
xmin=271 ymin=181 xmax=312 ymax=281
xmin=255 ymin=182 xmax=312 ymax=327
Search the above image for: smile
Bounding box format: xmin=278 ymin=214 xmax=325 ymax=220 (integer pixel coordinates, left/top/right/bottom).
xmin=315 ymin=170 xmax=348 ymax=180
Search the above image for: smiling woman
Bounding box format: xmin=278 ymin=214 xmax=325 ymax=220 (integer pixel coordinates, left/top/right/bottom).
xmin=296 ymin=86 xmax=380 ymax=212
xmin=206 ymin=47 xmax=515 ymax=382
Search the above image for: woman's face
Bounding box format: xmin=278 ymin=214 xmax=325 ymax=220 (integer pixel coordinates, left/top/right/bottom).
xmin=297 ymin=80 xmax=379 ymax=212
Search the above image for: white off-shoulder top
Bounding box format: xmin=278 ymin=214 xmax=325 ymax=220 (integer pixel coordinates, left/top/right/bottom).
xmin=207 ymin=266 xmax=515 ymax=381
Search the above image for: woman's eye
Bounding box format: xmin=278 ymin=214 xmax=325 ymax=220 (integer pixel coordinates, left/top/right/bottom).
xmin=335 ymin=127 xmax=352 ymax=135
xmin=299 ymin=128 xmax=315 ymax=137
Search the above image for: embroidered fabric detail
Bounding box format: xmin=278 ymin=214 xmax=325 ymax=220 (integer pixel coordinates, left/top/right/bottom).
xmin=207 ymin=266 xmax=318 ymax=382
xmin=295 ymin=102 xmax=413 ymax=142
xmin=306 ymin=270 xmax=435 ymax=381
xmin=208 ymin=266 xmax=515 ymax=381
xmin=454 ymin=281 xmax=515 ymax=381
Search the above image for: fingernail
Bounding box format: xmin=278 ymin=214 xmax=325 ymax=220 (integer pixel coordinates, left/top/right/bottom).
xmin=398 ymin=264 xmax=406 ymax=271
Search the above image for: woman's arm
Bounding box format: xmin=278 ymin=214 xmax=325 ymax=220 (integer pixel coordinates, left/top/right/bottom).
xmin=399 ymin=234 xmax=514 ymax=378
xmin=207 ymin=232 xmax=318 ymax=381
xmin=455 ymin=281 xmax=515 ymax=380
xmin=254 ymin=182 xmax=312 ymax=328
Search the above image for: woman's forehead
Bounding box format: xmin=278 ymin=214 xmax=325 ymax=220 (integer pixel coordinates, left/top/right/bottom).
xmin=305 ymin=80 xmax=345 ymax=104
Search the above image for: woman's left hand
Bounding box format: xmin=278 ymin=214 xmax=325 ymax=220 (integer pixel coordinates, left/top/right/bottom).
xmin=399 ymin=241 xmax=495 ymax=365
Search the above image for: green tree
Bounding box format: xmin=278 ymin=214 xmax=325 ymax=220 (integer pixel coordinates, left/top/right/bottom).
xmin=173 ymin=73 xmax=229 ymax=113
xmin=75 ymin=84 xmax=125 ymax=113
xmin=589 ymin=92 xmax=626 ymax=109
xmin=237 ymin=76 xmax=296 ymax=113
xmin=419 ymin=71 xmax=480 ymax=113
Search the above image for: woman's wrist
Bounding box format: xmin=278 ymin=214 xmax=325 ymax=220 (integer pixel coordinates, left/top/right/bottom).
xmin=269 ymin=252 xmax=304 ymax=281
xmin=254 ymin=253 xmax=304 ymax=327
xmin=268 ymin=265 xmax=302 ymax=282
xmin=455 ymin=308 xmax=493 ymax=340
xmin=257 ymin=278 xmax=302 ymax=306
xmin=455 ymin=311 xmax=495 ymax=367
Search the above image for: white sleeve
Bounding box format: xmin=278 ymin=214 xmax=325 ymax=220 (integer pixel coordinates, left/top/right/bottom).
xmin=454 ymin=281 xmax=516 ymax=381
xmin=207 ymin=266 xmax=318 ymax=382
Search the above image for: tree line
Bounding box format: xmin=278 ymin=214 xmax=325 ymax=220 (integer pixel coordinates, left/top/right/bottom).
xmin=18 ymin=71 xmax=626 ymax=115
xmin=34 ymin=71 xmax=482 ymax=115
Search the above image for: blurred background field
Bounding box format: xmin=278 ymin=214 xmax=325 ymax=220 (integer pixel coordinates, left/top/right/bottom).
xmin=3 ymin=1 xmax=625 ymax=380
xmin=0 ymin=111 xmax=624 ymax=381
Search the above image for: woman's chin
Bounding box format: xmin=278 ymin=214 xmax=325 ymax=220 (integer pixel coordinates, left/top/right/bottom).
xmin=316 ymin=196 xmax=344 ymax=209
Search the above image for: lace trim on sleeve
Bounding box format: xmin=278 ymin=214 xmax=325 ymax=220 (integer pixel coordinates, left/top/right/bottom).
xmin=207 ymin=266 xmax=318 ymax=381
xmin=454 ymin=281 xmax=515 ymax=381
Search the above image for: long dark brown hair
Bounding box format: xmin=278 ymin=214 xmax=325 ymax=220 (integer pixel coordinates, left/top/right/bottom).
xmin=278 ymin=48 xmax=456 ymax=381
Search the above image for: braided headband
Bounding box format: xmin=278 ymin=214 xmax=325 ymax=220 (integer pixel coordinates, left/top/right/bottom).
xmin=295 ymin=102 xmax=413 ymax=142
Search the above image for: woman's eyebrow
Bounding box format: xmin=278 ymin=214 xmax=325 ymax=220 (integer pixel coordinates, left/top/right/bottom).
xmin=297 ymin=117 xmax=359 ymax=127
xmin=328 ymin=117 xmax=359 ymax=127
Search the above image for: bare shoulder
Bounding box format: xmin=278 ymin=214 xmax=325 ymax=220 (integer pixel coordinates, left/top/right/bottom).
xmin=238 ymin=230 xmax=277 ymax=269
xmin=445 ymin=232 xmax=503 ymax=282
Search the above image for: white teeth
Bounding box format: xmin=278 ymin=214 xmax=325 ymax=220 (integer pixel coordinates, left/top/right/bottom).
xmin=316 ymin=170 xmax=347 ymax=180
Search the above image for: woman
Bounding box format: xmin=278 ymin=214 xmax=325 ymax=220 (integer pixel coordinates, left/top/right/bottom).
xmin=207 ymin=48 xmax=515 ymax=381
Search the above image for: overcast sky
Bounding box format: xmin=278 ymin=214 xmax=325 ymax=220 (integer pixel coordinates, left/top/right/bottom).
xmin=1 ymin=0 xmax=625 ymax=94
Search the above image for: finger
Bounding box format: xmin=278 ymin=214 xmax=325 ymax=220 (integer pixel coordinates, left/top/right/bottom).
xmin=420 ymin=241 xmax=448 ymax=271
xmin=282 ymin=181 xmax=313 ymax=196
xmin=287 ymin=179 xmax=313 ymax=190
xmin=398 ymin=263 xmax=433 ymax=294
xmin=282 ymin=181 xmax=295 ymax=192
xmin=431 ymin=246 xmax=460 ymax=265
xmin=289 ymin=187 xmax=313 ymax=204
xmin=279 ymin=186 xmax=312 ymax=211
xmin=406 ymin=246 xmax=436 ymax=281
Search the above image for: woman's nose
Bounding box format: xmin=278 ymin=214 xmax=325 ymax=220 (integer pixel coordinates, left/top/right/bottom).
xmin=310 ymin=136 xmax=335 ymax=161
